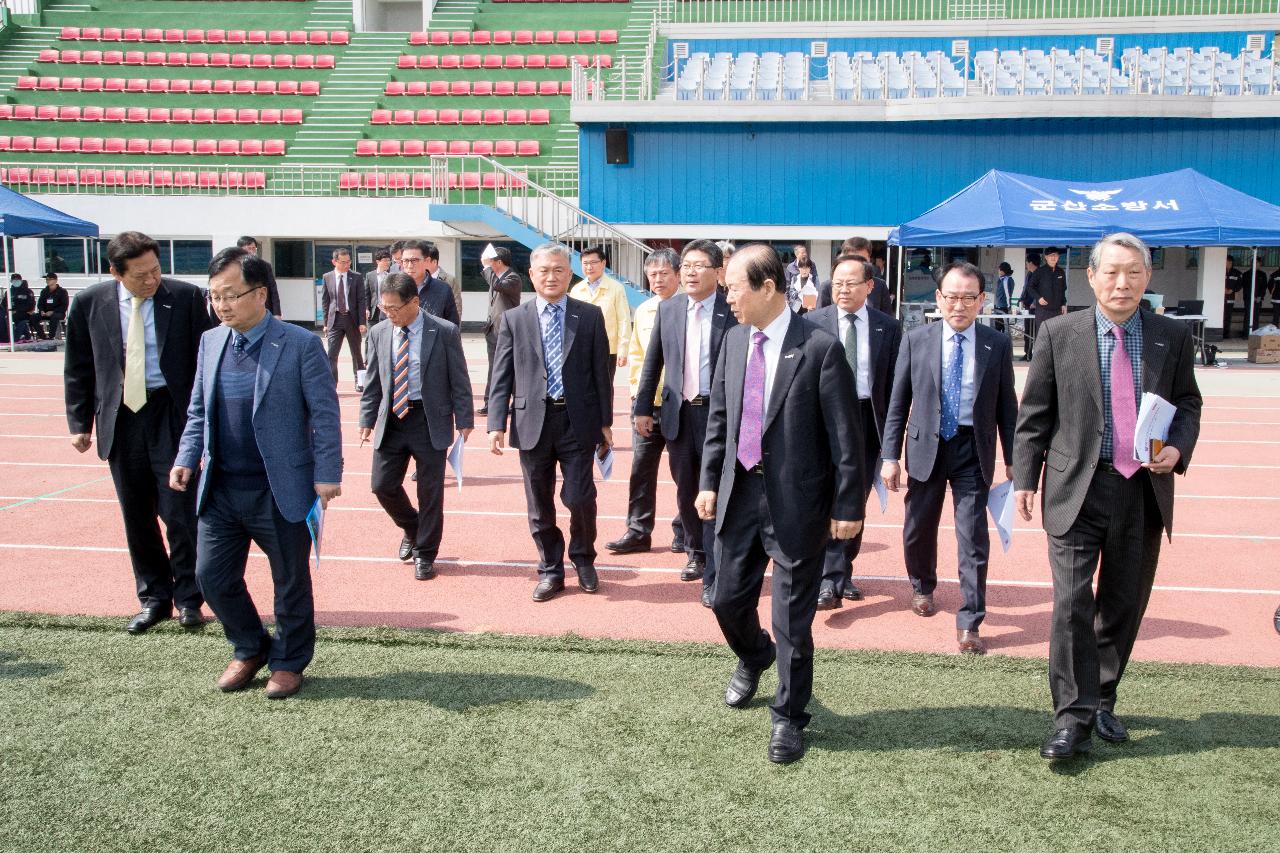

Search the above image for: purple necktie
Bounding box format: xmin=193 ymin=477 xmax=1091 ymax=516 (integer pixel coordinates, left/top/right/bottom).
xmin=1110 ymin=325 xmax=1140 ymax=478
xmin=737 ymin=331 xmax=767 ymax=470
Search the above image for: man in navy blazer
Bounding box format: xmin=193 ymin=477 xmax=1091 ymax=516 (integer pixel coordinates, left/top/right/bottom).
xmin=400 ymin=240 xmax=461 ymax=327
xmin=171 ymin=247 xmax=343 ymax=700
xmin=634 ymin=239 xmax=737 ymax=606
xmin=359 ymin=273 xmax=473 ymax=581
xmin=881 ymin=261 xmax=1017 ymax=656
xmin=488 ymin=242 xmax=613 ymax=602
xmin=696 ymin=245 xmax=864 ymax=764
xmin=807 ymin=255 xmax=901 ymax=607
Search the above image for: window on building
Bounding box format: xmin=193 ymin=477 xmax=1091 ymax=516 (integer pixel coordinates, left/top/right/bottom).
xmin=172 ymin=240 xmax=213 ymax=276
xmin=273 ymin=240 xmax=314 ymax=279
xmin=43 ymin=238 xmax=88 ymax=275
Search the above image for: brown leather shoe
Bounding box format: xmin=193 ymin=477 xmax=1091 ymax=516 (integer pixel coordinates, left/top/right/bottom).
xmin=217 ymin=654 xmax=267 ymax=692
xmin=957 ymin=629 xmax=986 ymax=655
xmin=265 ymin=670 xmax=304 ymax=700
xmin=910 ymin=593 xmax=936 ymax=617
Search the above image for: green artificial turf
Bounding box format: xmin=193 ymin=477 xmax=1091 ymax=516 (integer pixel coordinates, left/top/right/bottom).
xmin=2 ymin=612 xmax=1278 ymax=852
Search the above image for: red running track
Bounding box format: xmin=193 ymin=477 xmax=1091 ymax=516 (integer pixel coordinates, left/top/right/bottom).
xmin=0 ymin=357 xmax=1277 ymax=668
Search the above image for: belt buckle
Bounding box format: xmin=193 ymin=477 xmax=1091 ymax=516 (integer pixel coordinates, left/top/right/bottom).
xmin=688 ymin=395 xmax=706 ymax=407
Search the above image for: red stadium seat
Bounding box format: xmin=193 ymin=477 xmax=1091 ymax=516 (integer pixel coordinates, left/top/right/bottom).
xmin=392 ymin=109 xmax=415 ymax=125
xmin=371 ymin=109 xmax=393 ymax=126
xmin=82 ymin=49 xmax=102 ymax=63
xmin=172 ymin=139 xmax=195 ymax=155
xmin=60 ymin=27 xmax=80 ymax=40
xmin=126 ymin=138 xmax=149 ymax=154
xmin=528 ymin=109 xmax=549 ymax=124
xmin=44 ymin=49 xmax=66 ymax=63
xmin=289 ymin=31 xmax=308 ymax=46
xmin=425 ymin=140 xmax=447 ymax=155
xmin=214 ymin=108 xmax=237 ymax=124
xmin=255 ymin=81 xmax=277 ymax=95
xmin=221 ymin=172 xmax=245 ymax=188
xmin=126 ymin=170 xmax=152 ymax=187
xmin=386 ymin=171 xmax=411 ymax=189
xmin=409 ymin=31 xmax=430 ymax=46
xmin=415 ymin=109 xmax=437 ymax=124
xmin=186 ymin=30 xmax=205 ymax=43
xmin=191 ymin=79 xmax=213 ymax=94
xmin=123 ymin=78 xmax=145 ymax=93
xmin=276 ymin=80 xmax=299 ymax=95
xmin=355 ymin=140 xmax=376 ymax=156
xmin=192 ymin=108 xmax=215 ymax=124
xmin=217 ymin=140 xmax=241 ymax=155
xmin=13 ymin=105 xmax=36 ymax=120
xmin=274 ymin=50 xmax=297 ymax=66
xmin=36 ymin=105 xmax=58 ymax=121
xmin=268 ymin=31 xmax=288 ymax=45
xmin=38 ymin=76 xmax=60 ymax=90
xmin=237 ymin=109 xmax=259 ymax=124
xmin=483 ymin=108 xmax=506 ymax=124
xmin=535 ymin=31 xmax=554 ymax=45
xmin=472 ymin=140 xmax=494 ymax=156
xmin=10 ymin=136 xmax=34 ymax=151
xmin=212 ymin=52 xmax=232 ymax=67
xmin=174 ymin=171 xmax=197 ymax=188
xmin=331 ymin=32 xmax=350 ymax=45
xmin=505 ymin=108 xmax=527 ymax=124
xmin=206 ymin=29 xmax=226 ymax=44
xmin=402 ymin=140 xmax=425 ymax=156
xmin=126 ymin=107 xmax=148 ymax=122
xmin=517 ymin=140 xmax=541 ymax=156
xmin=31 ymin=168 xmax=56 ymax=186
xmin=195 ymin=139 xmax=216 ymax=154
xmin=102 ymin=50 xmax=123 ymax=64
xmin=460 ymin=109 xmax=481 ymax=125
xmin=538 ymin=81 xmax=559 ymax=96
xmin=595 ymin=55 xmax=613 ymax=68
xmin=197 ymin=171 xmax=220 ymax=187
xmin=103 ymin=169 xmax=127 ymax=186
xmin=299 ymin=80 xmax=320 ymax=95
xmin=102 ymin=28 xmax=122 ymax=42
xmin=437 ymin=109 xmax=459 ymax=125
xmin=150 ymin=138 xmax=173 ymax=154
xmin=397 ymin=55 xmax=415 ymax=69
xmin=548 ymin=55 xmax=568 ymax=69
xmin=168 ymin=52 xmax=188 ymax=66
xmin=147 ymin=79 xmax=169 ymax=93
xmin=338 ymin=172 xmax=361 ymax=190
xmin=462 ymin=54 xmax=481 ymax=69
xmin=212 ymin=79 xmax=233 ymax=94
xmin=411 ymin=172 xmax=432 ymax=190
xmin=461 ymin=172 xmax=481 ymax=189
xmin=103 ymin=107 xmax=127 ymax=123
xmin=241 ymin=139 xmax=263 ymax=156
xmin=441 ymin=54 xmax=461 ymax=69
xmin=15 ymin=76 xmax=37 ymax=90
xmin=493 ymin=31 xmax=513 ymax=45
xmin=514 ymin=31 xmax=533 ymax=45
xmin=560 ymin=80 xmax=572 ymax=95
xmin=556 ymin=31 xmax=575 ymax=44
xmin=450 ymin=81 xmax=471 ymax=96
xmin=494 ymin=80 xmax=516 ymax=96
xmin=245 ymin=171 xmax=266 ymax=189
xmin=145 ymin=51 xmax=166 ymax=65
xmin=233 ymin=80 xmax=255 ymax=94
xmin=58 ymin=106 xmax=82 ymax=121
xmin=316 ymin=54 xmax=335 ymax=69
xmin=56 ymin=168 xmax=79 ymax=185
xmin=57 ymin=136 xmax=81 ymax=152
xmin=309 ymin=31 xmax=330 ymax=46
xmin=251 ymin=53 xmax=271 ymax=68
xmin=81 ymin=136 xmax=105 ymax=152
xmin=599 ymin=30 xmax=618 ymax=44
xmin=418 ymin=55 xmax=438 ymax=69
xmin=472 ymin=31 xmax=491 ymax=45
xmin=448 ymin=140 xmax=470 ymax=155
xmin=149 ymin=108 xmax=171 ymax=123
xmin=123 ymin=50 xmax=144 ymax=65
xmin=430 ymin=32 xmax=449 ymax=46
xmin=80 ymin=169 xmax=103 ymax=186
xmin=171 ymin=107 xmax=194 ymax=123
xmin=577 ymin=31 xmax=597 ymax=44
xmin=0 ymin=105 xmax=12 ymax=120
xmin=281 ymin=109 xmax=304 ymax=124
xmin=263 ymin=139 xmax=285 ymax=156
xmin=526 ymin=55 xmax=546 ymax=69
xmin=82 ymin=77 xmax=104 ymax=92
xmin=472 ymin=81 xmax=493 ymax=96
xmin=424 ymin=80 xmax=445 ymax=96
xmin=363 ymin=172 xmax=387 ymax=189
xmin=164 ymin=29 xmax=184 ymax=43
xmin=516 ymin=81 xmax=536 ymax=96
xmin=451 ymin=31 xmax=470 ymax=45
xmin=378 ymin=139 xmax=402 ymax=156
xmin=494 ymin=140 xmax=516 ymax=156
xmin=483 ymin=54 xmax=502 ymax=69
xmin=188 ymin=52 xmax=208 ymax=66
xmin=4 ymin=167 xmax=32 ymax=183
xmin=482 ymin=172 xmax=504 ymax=189
xmin=122 ymin=28 xmax=143 ymax=42
xmin=34 ymin=136 xmax=57 ymax=152
xmin=258 ymin=108 xmax=281 ymax=124
xmin=81 ymin=27 xmax=101 ymax=41
xmin=169 ymin=79 xmax=191 ymax=94
xmin=407 ymin=81 xmax=429 ymax=96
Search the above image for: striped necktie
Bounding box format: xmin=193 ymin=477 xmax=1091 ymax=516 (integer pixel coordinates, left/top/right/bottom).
xmin=391 ymin=327 xmax=410 ymax=419
xmin=543 ymin=302 xmax=564 ymax=400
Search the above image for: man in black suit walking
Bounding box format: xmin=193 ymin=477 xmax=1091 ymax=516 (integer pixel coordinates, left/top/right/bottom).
xmin=64 ymin=230 xmax=213 ymax=633
xmin=400 ymin=240 xmax=461 ymax=327
xmin=360 ymin=274 xmax=473 ymax=580
xmin=487 ymin=242 xmax=613 ymax=602
xmin=480 ymin=246 xmax=523 ymax=415
xmin=696 ymin=244 xmax=864 ymax=764
xmin=321 ymin=247 xmax=366 ymax=386
xmin=1015 ymin=233 xmax=1201 ymax=760
xmin=634 ymin=240 xmax=737 ymax=607
xmin=880 ymin=261 xmax=1017 ymax=655
xmin=808 ymin=255 xmax=901 ymax=607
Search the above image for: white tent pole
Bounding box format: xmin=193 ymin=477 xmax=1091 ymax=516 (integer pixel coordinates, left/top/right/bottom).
xmin=897 ymin=244 xmax=905 ymax=320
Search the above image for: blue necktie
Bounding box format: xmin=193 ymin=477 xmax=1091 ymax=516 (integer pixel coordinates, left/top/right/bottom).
xmin=232 ymin=332 xmax=248 ymax=362
xmin=941 ymin=332 xmax=963 ymax=440
xmin=542 ymin=302 xmax=564 ymax=400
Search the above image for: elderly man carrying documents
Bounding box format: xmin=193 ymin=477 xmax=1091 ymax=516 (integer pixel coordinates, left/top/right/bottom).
xmin=1014 ymin=233 xmax=1202 ymax=761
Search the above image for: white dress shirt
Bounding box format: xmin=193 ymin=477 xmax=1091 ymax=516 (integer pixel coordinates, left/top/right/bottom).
xmin=116 ymin=282 xmax=164 ymax=389
xmin=689 ymin=292 xmax=716 ymax=396
xmin=940 ymin=321 xmax=977 ymax=426
xmin=746 ymin=307 xmax=793 ymax=406
xmin=838 ymin=305 xmax=872 ymax=400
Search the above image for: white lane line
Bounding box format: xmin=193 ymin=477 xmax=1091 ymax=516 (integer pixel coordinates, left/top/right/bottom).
xmin=0 ymin=542 xmax=1275 ymax=596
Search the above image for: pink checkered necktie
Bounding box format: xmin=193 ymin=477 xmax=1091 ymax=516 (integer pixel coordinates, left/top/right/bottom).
xmin=683 ymin=300 xmax=703 ymax=401
xmin=1110 ymin=325 xmax=1140 ymax=478
xmin=736 ymin=331 xmax=767 ymax=470
xmin=391 ymin=327 xmax=410 ymax=419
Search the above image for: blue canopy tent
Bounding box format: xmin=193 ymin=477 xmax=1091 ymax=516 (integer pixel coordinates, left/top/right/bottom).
xmin=887 ymin=168 xmax=1280 ymax=326
xmin=1 ymin=185 xmax=98 ymax=350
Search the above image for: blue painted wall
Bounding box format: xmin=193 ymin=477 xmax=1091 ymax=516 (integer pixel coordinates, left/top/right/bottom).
xmin=579 ymin=118 xmax=1280 ymax=227
xmin=668 ymin=31 xmax=1263 ymax=80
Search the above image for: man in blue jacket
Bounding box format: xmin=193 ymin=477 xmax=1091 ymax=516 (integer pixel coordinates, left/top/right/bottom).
xmin=171 ymin=247 xmax=343 ymax=700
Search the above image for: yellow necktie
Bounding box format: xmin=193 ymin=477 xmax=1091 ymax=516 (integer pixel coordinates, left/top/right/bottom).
xmin=123 ymin=295 xmax=147 ymax=412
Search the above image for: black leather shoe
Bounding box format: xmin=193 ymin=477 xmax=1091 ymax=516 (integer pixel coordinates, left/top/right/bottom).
xmin=700 ymin=586 xmax=713 ymax=608
xmin=680 ymin=556 xmax=705 ymax=582
xmin=1040 ymin=727 xmax=1093 ymax=759
xmin=670 ymin=534 xmax=686 ymax=554
xmin=768 ymin=722 xmax=806 ymax=764
xmin=414 ymin=558 xmax=436 ymax=581
xmin=398 ymin=535 xmax=413 ymax=562
xmin=574 ymin=564 xmax=599 ymax=593
xmin=1095 ymin=710 xmax=1129 ymax=743
xmin=815 ymin=586 xmax=841 ymax=611
xmin=605 ymin=531 xmax=651 ymax=554
xmin=126 ymin=607 xmax=171 ymax=634
xmin=532 ymin=577 xmax=565 ymax=602
xmin=725 ymin=644 xmax=775 ymax=709
xmin=477 ymin=406 xmax=488 ymax=416
xmin=177 ymin=607 xmax=204 ymax=629
xmin=842 ymin=581 xmax=863 ymax=601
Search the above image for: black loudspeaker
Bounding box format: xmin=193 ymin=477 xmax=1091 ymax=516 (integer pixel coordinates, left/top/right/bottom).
xmin=605 ymin=128 xmax=629 ymax=165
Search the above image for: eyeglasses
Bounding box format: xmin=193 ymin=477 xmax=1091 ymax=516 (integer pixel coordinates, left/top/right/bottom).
xmin=379 ymin=301 xmax=415 ymax=315
xmin=830 ymin=279 xmax=867 ymax=290
xmin=399 ymin=256 xmax=425 ymax=265
xmin=680 ymin=262 xmax=717 ymax=273
xmin=580 ymin=258 xmax=603 ymax=266
xmin=937 ymin=293 xmax=982 ymax=306
xmin=209 ymin=287 xmax=261 ymax=306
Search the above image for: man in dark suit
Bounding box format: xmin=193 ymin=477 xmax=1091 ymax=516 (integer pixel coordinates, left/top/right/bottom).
xmin=480 ymin=246 xmax=523 ymax=415
xmin=1222 ymin=255 xmax=1243 ymax=339
xmin=364 ymin=249 xmax=392 ymax=328
xmin=321 ymin=247 xmax=367 ymax=386
xmin=171 ymin=247 xmax=343 ymax=700
xmin=235 ymin=236 xmax=281 ymax=318
xmin=817 ymin=237 xmax=892 ymax=314
xmin=1014 ymin=233 xmax=1201 ymax=760
xmin=880 ymin=261 xmax=1017 ymax=655
xmin=400 ymin=239 xmax=460 ymax=327
xmin=808 ymin=255 xmax=902 ymax=607
xmin=487 ymin=242 xmax=613 ymax=602
xmin=634 ymin=240 xmax=737 ymax=607
xmin=359 ymin=273 xmax=473 ymax=580
xmin=696 ymin=244 xmax=864 ymax=764
xmin=64 ymin=230 xmax=213 ymax=633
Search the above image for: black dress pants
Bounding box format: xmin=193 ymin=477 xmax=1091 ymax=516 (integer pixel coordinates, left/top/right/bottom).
xmin=624 ymin=407 xmax=683 ymax=542
xmin=1047 ymin=465 xmax=1163 ymax=735
xmin=518 ymin=405 xmax=597 ymax=578
xmin=326 ymin=311 xmax=364 ymax=382
xmin=901 ymin=428 xmax=990 ymax=631
xmin=484 ymin=327 xmax=498 ymax=403
xmin=108 ymin=390 xmax=201 ymax=611
xmin=821 ymin=400 xmax=879 ymax=595
xmin=712 ymin=469 xmax=824 ymax=729
xmin=370 ymin=403 xmax=446 ymax=561
xmin=666 ymin=400 xmax=717 ymax=586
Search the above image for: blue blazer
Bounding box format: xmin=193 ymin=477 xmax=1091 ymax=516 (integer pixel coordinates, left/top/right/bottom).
xmin=176 ymin=315 xmax=343 ymax=523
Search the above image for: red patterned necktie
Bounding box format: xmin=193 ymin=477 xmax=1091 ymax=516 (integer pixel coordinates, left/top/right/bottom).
xmin=391 ymin=328 xmax=410 ymax=419
xmin=1110 ymin=325 xmax=1139 ymax=478
xmin=736 ymin=331 xmax=767 ymax=470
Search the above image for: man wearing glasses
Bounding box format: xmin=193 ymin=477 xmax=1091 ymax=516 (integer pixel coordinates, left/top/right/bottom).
xmin=400 ymin=240 xmax=460 ymax=327
xmin=880 ymin=261 xmax=1017 ymax=655
xmin=569 ymin=246 xmax=631 ymax=388
xmin=321 ymin=247 xmax=367 ymax=387
xmin=171 ymin=247 xmax=342 ymax=699
xmin=359 ymin=273 xmax=473 ymax=581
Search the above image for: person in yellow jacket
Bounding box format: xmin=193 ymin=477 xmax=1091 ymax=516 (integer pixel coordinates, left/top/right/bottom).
xmin=570 ymin=246 xmax=632 ymax=387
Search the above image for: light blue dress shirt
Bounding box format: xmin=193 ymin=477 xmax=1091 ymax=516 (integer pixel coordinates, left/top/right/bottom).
xmin=940 ymin=321 xmax=977 ymax=426
xmin=117 ymin=281 xmax=165 ymax=390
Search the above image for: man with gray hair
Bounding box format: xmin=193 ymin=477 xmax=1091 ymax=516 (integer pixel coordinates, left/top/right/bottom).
xmin=487 ymin=243 xmax=614 ymax=602
xmin=1015 ymin=232 xmax=1201 ymax=760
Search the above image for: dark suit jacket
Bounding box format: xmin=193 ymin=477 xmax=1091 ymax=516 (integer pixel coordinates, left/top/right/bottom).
xmin=818 ymin=276 xmax=893 ymax=313
xmin=322 ymin=269 xmax=367 ymax=328
xmin=881 ymin=320 xmax=1017 ymax=486
xmin=1013 ymin=309 xmax=1202 ymax=538
xmin=364 ymin=269 xmax=388 ymax=326
xmin=417 ymin=274 xmax=461 ymax=327
xmin=359 ymin=311 xmax=474 ymax=450
xmin=64 ymin=276 xmax=213 ymax=460
xmin=177 ymin=316 xmax=343 ymax=524
xmin=484 ymin=267 xmax=523 ymax=333
xmin=262 ymin=259 xmax=281 ymax=317
xmin=700 ymin=314 xmax=864 ymax=560
xmin=806 ymin=304 xmax=902 ymax=440
xmin=1025 ymin=264 xmax=1068 ymax=313
xmin=633 ymin=291 xmax=736 ymax=439
xmin=487 ymin=296 xmax=612 ymax=451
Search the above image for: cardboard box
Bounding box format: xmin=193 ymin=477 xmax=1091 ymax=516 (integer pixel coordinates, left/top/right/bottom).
xmin=1247 ymin=333 xmax=1280 ymax=352
xmin=1247 ymin=348 xmax=1280 ymax=364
